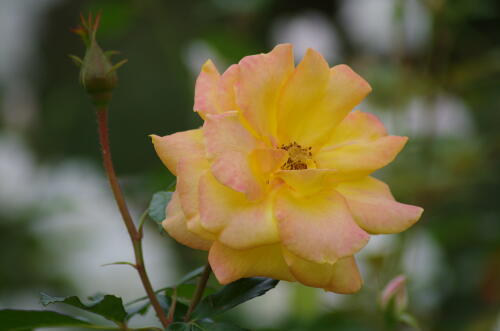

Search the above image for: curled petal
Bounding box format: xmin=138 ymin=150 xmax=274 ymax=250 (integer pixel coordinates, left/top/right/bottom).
xmin=199 ymin=172 xmax=280 ymax=249
xmin=237 ymin=44 xmax=294 ymax=142
xmin=209 ymin=241 xmax=295 ymax=284
xmin=315 ymin=136 xmax=408 ymax=176
xmin=275 ymin=187 xmax=369 ymax=264
xmin=283 ymin=249 xmax=363 ymax=294
xmin=162 ymin=192 xmax=211 ymax=250
xmin=204 ymin=111 xmax=265 ymax=199
xmin=151 ymin=129 xmax=205 ymax=176
xmin=336 ymin=177 xmax=423 ymax=234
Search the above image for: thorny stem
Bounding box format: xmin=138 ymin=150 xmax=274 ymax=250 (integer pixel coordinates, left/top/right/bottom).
xmin=96 ymin=108 xmax=170 ymax=329
xmin=184 ymin=264 xmax=212 ymax=321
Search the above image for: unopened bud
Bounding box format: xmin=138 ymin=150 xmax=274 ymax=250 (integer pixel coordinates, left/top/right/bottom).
xmin=70 ymin=13 xmax=127 ymax=107
xmin=380 ymin=275 xmax=408 ymax=314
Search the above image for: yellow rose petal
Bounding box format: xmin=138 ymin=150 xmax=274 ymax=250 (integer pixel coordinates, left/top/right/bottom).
xmin=336 ymin=176 xmax=424 ymax=234
xmin=162 ymin=192 xmax=212 ymax=250
xmin=209 ymin=242 xmax=295 ymax=284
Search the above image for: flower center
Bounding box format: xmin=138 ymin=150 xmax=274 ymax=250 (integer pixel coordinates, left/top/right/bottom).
xmin=280 ymin=142 xmax=313 ymax=170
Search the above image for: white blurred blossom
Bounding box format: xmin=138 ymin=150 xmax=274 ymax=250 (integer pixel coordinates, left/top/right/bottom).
xmin=369 ymin=94 xmax=474 ymax=138
xmin=0 ymin=135 xmax=174 ymax=324
xmin=271 ymin=10 xmax=341 ymax=62
xmin=339 ymin=0 xmax=430 ymax=55
xmin=402 ymin=229 xmax=449 ymax=313
xmin=183 ymin=40 xmax=224 ymax=77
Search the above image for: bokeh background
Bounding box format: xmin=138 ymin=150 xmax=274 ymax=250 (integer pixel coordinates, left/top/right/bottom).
xmin=0 ymin=0 xmax=499 ymax=330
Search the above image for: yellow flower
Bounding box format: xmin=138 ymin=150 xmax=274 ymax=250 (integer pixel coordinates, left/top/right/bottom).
xmin=152 ymin=44 xmax=423 ymax=293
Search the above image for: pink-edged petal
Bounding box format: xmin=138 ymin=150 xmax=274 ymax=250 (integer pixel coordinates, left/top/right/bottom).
xmin=209 ymin=241 xmax=295 ymax=284
xmin=198 ymin=172 xmax=280 ymax=249
xmin=275 ymin=187 xmax=369 ymax=264
xmin=203 ymin=111 xmax=265 ymax=199
xmin=217 ymin=64 xmax=239 ymax=111
xmin=276 ymin=169 xmax=339 ymax=196
xmin=315 ymin=136 xmax=408 ymax=176
xmin=237 ymin=44 xmax=294 ymax=142
xmin=283 ymin=249 xmax=363 ymax=294
xmin=151 ymin=129 xmax=205 ymax=176
xmin=336 ymin=176 xmax=423 ymax=234
xmin=194 ymin=61 xmax=240 ymax=118
xmin=162 ymin=191 xmax=212 ymax=250
xmin=194 ymin=60 xmax=221 ymax=117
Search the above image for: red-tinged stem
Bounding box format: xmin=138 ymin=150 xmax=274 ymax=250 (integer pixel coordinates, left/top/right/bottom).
xmin=96 ymin=108 xmax=170 ymax=329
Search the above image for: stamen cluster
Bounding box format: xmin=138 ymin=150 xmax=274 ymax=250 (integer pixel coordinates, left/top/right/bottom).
xmin=280 ymin=142 xmax=312 ymax=170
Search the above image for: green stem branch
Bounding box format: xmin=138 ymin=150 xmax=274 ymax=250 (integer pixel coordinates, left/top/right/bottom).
xmin=96 ymin=108 xmax=170 ymax=329
xmin=184 ymin=264 xmax=211 ymax=321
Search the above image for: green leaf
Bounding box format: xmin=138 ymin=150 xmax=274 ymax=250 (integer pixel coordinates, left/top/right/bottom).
xmin=125 ymin=300 xmax=150 ymax=319
xmin=167 ymin=321 xmax=248 ymax=331
xmin=40 ymin=292 xmax=128 ymax=324
xmin=148 ymin=191 xmax=173 ymax=223
xmin=192 ymin=277 xmax=279 ymax=319
xmin=0 ymin=309 xmax=92 ymax=329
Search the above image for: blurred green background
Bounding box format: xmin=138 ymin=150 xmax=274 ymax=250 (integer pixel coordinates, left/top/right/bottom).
xmin=0 ymin=0 xmax=499 ymax=330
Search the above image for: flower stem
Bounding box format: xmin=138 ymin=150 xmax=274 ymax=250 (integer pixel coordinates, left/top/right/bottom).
xmin=184 ymin=264 xmax=211 ymax=321
xmin=96 ymin=108 xmax=170 ymax=329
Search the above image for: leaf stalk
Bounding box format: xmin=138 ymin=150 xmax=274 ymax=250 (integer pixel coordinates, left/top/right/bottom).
xmin=184 ymin=264 xmax=212 ymax=321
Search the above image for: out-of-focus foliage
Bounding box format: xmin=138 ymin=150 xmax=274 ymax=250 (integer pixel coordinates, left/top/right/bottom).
xmin=0 ymin=0 xmax=499 ymax=330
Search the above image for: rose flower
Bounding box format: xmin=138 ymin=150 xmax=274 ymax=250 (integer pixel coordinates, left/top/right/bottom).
xmin=152 ymin=44 xmax=423 ymax=293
